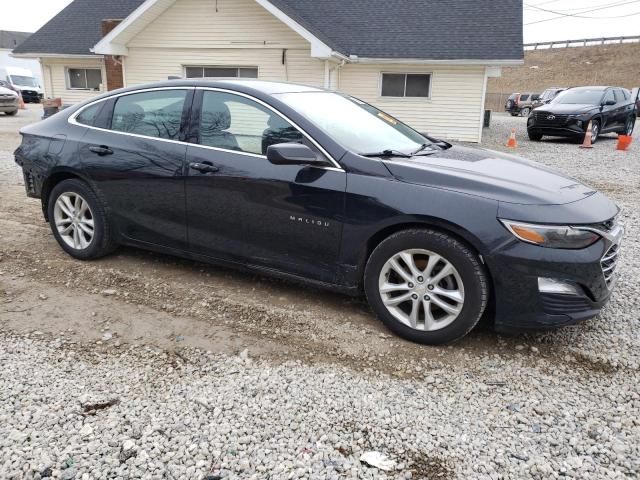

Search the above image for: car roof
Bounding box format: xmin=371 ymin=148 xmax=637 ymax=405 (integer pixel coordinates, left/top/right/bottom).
xmin=112 ymin=79 xmax=326 ymax=96
xmin=569 ymin=86 xmax=609 ymax=91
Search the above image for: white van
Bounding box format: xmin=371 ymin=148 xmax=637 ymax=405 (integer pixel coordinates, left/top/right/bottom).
xmin=0 ymin=66 xmax=43 ymax=103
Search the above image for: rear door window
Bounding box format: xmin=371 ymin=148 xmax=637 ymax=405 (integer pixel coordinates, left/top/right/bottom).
xmin=111 ymin=89 xmax=188 ymax=140
xmin=519 ymin=94 xmax=530 ymax=101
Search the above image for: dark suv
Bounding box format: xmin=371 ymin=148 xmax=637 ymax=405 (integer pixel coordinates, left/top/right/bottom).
xmin=533 ymin=87 xmax=566 ymax=108
xmin=505 ymin=92 xmax=539 ymax=117
xmin=527 ymin=86 xmax=637 ymax=142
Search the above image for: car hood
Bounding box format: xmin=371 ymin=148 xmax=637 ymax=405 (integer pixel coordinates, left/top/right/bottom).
xmin=383 ymin=145 xmax=597 ymax=205
xmin=535 ymin=103 xmax=598 ymax=114
xmin=0 ymin=86 xmax=17 ymax=97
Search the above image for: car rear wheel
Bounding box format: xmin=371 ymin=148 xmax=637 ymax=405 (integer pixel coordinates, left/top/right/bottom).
xmin=5 ymin=110 xmax=17 ymax=116
xmin=364 ymin=229 xmax=488 ymax=344
xmin=47 ymin=179 xmax=117 ymax=260
xmin=528 ymin=130 xmax=543 ymax=141
xmin=520 ymin=107 xmax=531 ymax=117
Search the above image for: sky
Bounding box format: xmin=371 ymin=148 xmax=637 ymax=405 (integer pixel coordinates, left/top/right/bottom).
xmin=0 ymin=0 xmax=638 ymax=44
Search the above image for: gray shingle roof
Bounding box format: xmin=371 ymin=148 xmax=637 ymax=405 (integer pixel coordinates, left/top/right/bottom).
xmin=13 ymin=0 xmax=522 ymax=60
xmin=0 ymin=30 xmax=32 ymax=50
xmin=12 ymin=0 xmax=144 ymax=56
xmin=270 ymin=0 xmax=523 ymax=60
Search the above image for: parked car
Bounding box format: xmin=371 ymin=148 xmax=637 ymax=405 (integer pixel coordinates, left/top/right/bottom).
xmin=14 ymin=80 xmax=623 ymax=344
xmin=505 ymin=92 xmax=540 ymax=117
xmin=0 ymin=85 xmax=19 ymax=116
xmin=533 ymin=87 xmax=567 ymax=108
xmin=527 ymin=86 xmax=636 ymax=142
xmin=0 ymin=66 xmax=43 ymax=103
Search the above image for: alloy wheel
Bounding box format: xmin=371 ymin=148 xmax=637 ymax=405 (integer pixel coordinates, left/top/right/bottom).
xmin=591 ymin=123 xmax=599 ymax=142
xmin=626 ymin=117 xmax=635 ymax=135
xmin=378 ymin=249 xmax=465 ymax=331
xmin=53 ymin=192 xmax=95 ymax=250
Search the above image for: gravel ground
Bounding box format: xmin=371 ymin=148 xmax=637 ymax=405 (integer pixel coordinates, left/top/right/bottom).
xmin=0 ymin=107 xmax=639 ymax=479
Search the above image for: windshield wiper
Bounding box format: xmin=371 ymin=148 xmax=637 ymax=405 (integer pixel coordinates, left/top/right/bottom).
xmin=361 ymin=149 xmax=412 ymax=158
xmin=410 ymin=143 xmax=433 ymax=155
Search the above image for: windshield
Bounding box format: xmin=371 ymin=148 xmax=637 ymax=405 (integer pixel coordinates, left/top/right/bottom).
xmin=553 ymin=89 xmax=604 ymax=105
xmin=274 ymin=91 xmax=429 ymax=155
xmin=10 ymin=75 xmax=38 ymax=87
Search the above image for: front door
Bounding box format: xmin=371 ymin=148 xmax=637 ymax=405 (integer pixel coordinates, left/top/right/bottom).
xmin=184 ymin=89 xmax=346 ymax=284
xmin=79 ymin=88 xmax=192 ymax=249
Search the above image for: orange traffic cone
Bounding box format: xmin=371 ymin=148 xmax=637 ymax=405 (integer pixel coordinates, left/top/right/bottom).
xmin=616 ymin=134 xmax=632 ymax=151
xmin=506 ymin=128 xmax=517 ymax=148
xmin=18 ymin=93 xmax=26 ymax=110
xmin=580 ymin=121 xmax=594 ymax=149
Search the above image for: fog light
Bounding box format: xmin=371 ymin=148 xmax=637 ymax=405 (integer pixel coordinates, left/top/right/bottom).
xmin=538 ymin=277 xmax=582 ymax=296
xmin=576 ymin=120 xmax=583 ymax=128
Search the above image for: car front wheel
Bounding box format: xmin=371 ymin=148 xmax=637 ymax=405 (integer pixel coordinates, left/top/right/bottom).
xmin=364 ymin=229 xmax=489 ymax=344
xmin=47 ymin=179 xmax=117 ymax=260
xmin=589 ymin=119 xmax=600 ymax=143
xmin=624 ymin=115 xmax=635 ymax=136
xmin=528 ymin=130 xmax=543 ymax=141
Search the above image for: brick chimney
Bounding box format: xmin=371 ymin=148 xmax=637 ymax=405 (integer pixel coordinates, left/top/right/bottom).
xmin=101 ymin=19 xmax=124 ymax=91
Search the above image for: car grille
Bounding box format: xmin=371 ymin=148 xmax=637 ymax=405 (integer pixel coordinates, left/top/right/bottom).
xmin=601 ymin=242 xmax=620 ymax=288
xmin=533 ymin=112 xmax=570 ymax=126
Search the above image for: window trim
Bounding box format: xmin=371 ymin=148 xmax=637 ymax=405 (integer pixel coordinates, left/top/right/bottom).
xmin=67 ymin=86 xmax=343 ymax=171
xmin=183 ymin=65 xmax=259 ymax=79
xmin=379 ymin=72 xmax=432 ymax=99
xmin=66 ymin=67 xmax=103 ymax=91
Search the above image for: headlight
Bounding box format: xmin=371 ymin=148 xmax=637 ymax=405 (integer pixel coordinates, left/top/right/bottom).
xmin=500 ymin=220 xmax=601 ymax=249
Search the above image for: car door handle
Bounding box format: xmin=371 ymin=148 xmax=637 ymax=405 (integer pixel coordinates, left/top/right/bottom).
xmin=89 ymin=145 xmax=113 ymax=156
xmin=189 ymin=162 xmax=219 ymax=173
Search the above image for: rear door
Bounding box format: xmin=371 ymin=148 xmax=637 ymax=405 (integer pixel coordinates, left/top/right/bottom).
xmin=77 ymin=87 xmax=193 ymax=250
xmin=183 ymin=88 xmax=346 ymax=283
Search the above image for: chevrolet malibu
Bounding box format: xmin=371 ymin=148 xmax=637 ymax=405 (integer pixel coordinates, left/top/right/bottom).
xmin=14 ymin=80 xmax=623 ymax=344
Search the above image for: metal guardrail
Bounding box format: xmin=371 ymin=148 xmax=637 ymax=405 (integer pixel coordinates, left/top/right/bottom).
xmin=524 ymin=35 xmax=640 ymax=50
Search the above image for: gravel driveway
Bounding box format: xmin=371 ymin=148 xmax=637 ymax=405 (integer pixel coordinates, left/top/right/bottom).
xmin=1 ymin=107 xmax=638 ymax=479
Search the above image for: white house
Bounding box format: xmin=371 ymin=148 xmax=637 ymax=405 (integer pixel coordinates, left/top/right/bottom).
xmin=12 ymin=0 xmax=523 ymax=142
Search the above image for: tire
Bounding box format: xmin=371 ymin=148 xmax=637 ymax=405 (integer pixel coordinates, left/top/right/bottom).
xmin=5 ymin=110 xmax=17 ymax=116
xmin=589 ymin=119 xmax=600 ymax=144
xmin=624 ymin=115 xmax=635 ymax=136
xmin=47 ymin=178 xmax=117 ymax=260
xmin=510 ymin=113 xmax=518 ymax=117
xmin=364 ymin=229 xmax=489 ymax=345
xmin=528 ymin=130 xmax=543 ymax=141
xmin=520 ymin=107 xmax=531 ymax=117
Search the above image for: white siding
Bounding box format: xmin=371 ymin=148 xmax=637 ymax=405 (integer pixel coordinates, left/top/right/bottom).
xmin=128 ymin=0 xmax=308 ymax=49
xmin=338 ymin=64 xmax=487 ymax=142
xmin=40 ymin=57 xmax=106 ymax=105
xmin=124 ymin=47 xmax=325 ymax=86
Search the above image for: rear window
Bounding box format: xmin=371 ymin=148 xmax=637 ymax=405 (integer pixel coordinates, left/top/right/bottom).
xmin=508 ymin=94 xmax=518 ymax=100
xmin=76 ymin=101 xmax=104 ymax=126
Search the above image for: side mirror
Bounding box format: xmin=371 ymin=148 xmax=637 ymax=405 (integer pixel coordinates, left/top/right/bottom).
xmin=603 ymin=99 xmax=616 ymax=106
xmin=266 ymin=143 xmax=325 ymax=166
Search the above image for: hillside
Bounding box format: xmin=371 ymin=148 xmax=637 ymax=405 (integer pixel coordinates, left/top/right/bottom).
xmin=486 ymin=42 xmax=640 ymax=110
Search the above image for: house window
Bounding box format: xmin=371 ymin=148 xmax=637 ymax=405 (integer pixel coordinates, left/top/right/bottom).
xmin=381 ymin=73 xmax=431 ymax=98
xmin=185 ymin=66 xmax=259 ymax=79
xmin=67 ymin=68 xmax=102 ymax=90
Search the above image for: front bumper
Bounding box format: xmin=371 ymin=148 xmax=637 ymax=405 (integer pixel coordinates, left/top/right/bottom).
xmin=527 ymin=114 xmax=588 ymax=138
xmin=20 ymin=90 xmax=43 ymax=103
xmin=485 ymin=224 xmax=623 ymax=333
